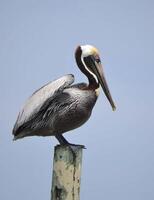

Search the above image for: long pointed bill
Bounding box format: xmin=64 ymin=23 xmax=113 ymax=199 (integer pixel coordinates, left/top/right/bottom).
xmin=92 ymin=58 xmax=116 ymax=111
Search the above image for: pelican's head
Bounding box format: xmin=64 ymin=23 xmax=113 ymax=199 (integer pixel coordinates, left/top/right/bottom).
xmin=75 ymin=44 xmax=116 ymax=111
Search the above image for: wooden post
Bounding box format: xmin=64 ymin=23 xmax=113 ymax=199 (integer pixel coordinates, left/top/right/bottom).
xmin=51 ymin=145 xmax=83 ymax=200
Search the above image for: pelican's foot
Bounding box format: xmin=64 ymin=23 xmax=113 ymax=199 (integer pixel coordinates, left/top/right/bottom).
xmin=67 ymin=143 xmax=86 ymax=149
xmin=55 ymin=134 xmax=86 ymax=149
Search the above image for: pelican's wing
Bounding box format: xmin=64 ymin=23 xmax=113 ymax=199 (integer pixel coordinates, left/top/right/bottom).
xmin=13 ymin=74 xmax=74 ymax=134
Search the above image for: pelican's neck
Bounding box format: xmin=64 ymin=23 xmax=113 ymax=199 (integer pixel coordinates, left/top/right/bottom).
xmin=75 ymin=46 xmax=99 ymax=90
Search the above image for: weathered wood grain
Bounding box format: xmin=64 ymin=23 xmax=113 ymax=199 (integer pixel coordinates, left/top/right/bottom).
xmin=51 ymin=145 xmax=83 ymax=200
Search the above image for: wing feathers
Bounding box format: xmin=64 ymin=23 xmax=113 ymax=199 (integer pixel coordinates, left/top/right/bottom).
xmin=13 ymin=74 xmax=74 ymax=135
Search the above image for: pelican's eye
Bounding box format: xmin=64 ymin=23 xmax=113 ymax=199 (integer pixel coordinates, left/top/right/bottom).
xmin=95 ymin=58 xmax=101 ymax=63
xmin=94 ymin=55 xmax=101 ymax=63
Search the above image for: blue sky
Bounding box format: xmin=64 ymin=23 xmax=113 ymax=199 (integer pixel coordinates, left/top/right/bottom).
xmin=0 ymin=0 xmax=154 ymax=199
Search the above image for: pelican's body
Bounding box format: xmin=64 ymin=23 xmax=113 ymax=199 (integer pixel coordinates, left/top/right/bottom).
xmin=13 ymin=45 xmax=116 ymax=144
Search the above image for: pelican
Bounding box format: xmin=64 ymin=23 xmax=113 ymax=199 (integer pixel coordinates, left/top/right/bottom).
xmin=13 ymin=45 xmax=116 ymax=145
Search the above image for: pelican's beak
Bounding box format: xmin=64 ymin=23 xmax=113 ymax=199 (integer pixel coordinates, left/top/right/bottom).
xmin=90 ymin=56 xmax=116 ymax=111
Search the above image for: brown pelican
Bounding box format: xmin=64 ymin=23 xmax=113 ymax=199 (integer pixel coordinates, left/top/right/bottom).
xmin=13 ymin=45 xmax=116 ymax=145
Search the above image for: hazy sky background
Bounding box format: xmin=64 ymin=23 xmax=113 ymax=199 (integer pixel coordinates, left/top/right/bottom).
xmin=0 ymin=0 xmax=154 ymax=199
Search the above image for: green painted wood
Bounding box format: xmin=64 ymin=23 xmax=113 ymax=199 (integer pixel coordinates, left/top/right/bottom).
xmin=51 ymin=145 xmax=83 ymax=200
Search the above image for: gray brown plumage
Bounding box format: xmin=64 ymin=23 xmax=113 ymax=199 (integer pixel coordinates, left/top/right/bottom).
xmin=13 ymin=45 xmax=116 ymax=144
